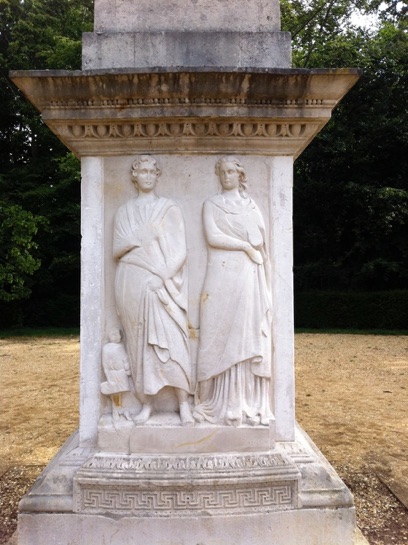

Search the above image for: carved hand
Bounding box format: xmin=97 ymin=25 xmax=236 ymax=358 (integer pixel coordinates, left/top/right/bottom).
xmin=245 ymin=244 xmax=264 ymax=264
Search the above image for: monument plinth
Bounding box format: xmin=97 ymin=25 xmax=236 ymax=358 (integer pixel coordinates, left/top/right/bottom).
xmin=11 ymin=0 xmax=360 ymax=543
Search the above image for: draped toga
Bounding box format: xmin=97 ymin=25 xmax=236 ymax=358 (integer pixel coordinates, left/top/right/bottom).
xmin=195 ymin=193 xmax=273 ymax=425
xmin=113 ymin=196 xmax=191 ymax=398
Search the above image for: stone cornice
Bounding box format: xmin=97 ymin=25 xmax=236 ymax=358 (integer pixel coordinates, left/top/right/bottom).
xmin=10 ymin=68 xmax=360 ymax=157
xmin=55 ymin=118 xmax=323 ymax=156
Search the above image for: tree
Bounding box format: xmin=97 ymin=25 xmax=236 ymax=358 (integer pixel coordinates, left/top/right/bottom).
xmin=0 ymin=0 xmax=92 ymax=326
xmin=281 ymin=1 xmax=408 ymax=292
xmin=0 ymin=200 xmax=44 ymax=301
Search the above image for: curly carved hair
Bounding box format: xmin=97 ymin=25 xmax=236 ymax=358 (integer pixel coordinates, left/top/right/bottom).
xmin=215 ymin=156 xmax=248 ymax=192
xmin=131 ymin=155 xmax=161 ymax=183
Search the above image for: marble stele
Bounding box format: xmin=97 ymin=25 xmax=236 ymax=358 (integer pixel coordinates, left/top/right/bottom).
xmin=14 ymin=151 xmax=359 ymax=545
xmin=10 ymin=0 xmax=364 ymax=543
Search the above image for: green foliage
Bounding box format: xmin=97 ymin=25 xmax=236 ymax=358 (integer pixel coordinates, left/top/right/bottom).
xmin=281 ymin=0 xmax=407 ymax=67
xmin=1 ymin=0 xmax=93 ymax=70
xmin=14 ymin=153 xmax=82 ymax=327
xmin=281 ymin=0 xmax=366 ymax=67
xmin=0 ymin=201 xmax=45 ymax=301
xmin=295 ymin=290 xmax=408 ymax=330
xmin=0 ymin=0 xmax=91 ymax=325
xmin=280 ymin=2 xmax=408 ymax=293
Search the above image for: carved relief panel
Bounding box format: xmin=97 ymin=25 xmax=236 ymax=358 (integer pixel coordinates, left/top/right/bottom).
xmin=102 ymin=155 xmax=274 ymax=433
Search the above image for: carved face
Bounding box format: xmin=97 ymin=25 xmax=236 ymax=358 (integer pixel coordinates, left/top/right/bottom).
xmin=133 ymin=159 xmax=159 ymax=193
xmin=219 ymin=161 xmax=241 ymax=191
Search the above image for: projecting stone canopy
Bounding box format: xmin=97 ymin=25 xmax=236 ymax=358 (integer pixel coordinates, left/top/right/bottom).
xmin=10 ymin=68 xmax=360 ymax=158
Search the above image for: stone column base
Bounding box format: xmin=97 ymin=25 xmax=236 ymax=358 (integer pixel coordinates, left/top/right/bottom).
xmin=17 ymin=425 xmax=355 ymax=545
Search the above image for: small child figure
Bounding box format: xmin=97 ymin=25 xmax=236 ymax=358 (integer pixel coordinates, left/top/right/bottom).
xmin=101 ymin=329 xmax=131 ymax=420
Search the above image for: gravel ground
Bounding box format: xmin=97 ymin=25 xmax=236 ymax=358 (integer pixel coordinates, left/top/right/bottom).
xmin=0 ymin=334 xmax=407 ymax=544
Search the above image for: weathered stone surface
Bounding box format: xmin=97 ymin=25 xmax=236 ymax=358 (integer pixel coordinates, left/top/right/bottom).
xmin=11 ymin=527 xmax=370 ymax=545
xmin=10 ymin=68 xmax=360 ymax=158
xmin=97 ymin=420 xmax=276 ymax=453
xmin=85 ymin=0 xmax=289 ymax=69
xmin=93 ymin=0 xmax=282 ymax=33
xmin=18 ymin=509 xmax=357 ymax=545
xmin=73 ymin=452 xmax=299 ymax=517
xmin=18 ymin=427 xmax=356 ymax=545
xmin=82 ymin=31 xmax=292 ymax=69
xmin=18 ymin=433 xmax=93 ymax=514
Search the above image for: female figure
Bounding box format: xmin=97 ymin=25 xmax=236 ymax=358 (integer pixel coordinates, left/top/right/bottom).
xmin=194 ymin=157 xmax=273 ymax=426
xmin=113 ymin=155 xmax=193 ymax=426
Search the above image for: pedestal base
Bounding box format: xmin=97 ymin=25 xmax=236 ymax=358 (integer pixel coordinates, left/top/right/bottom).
xmin=17 ymin=425 xmax=355 ymax=545
xmin=98 ymin=413 xmax=276 ymax=454
xmin=18 ymin=509 xmax=356 ymax=545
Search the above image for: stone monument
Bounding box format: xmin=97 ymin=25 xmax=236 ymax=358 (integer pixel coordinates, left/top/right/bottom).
xmin=11 ymin=0 xmax=361 ymax=543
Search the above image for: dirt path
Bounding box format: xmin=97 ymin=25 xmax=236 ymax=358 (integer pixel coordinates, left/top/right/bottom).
xmin=295 ymin=334 xmax=408 ymax=544
xmin=1 ymin=334 xmax=407 ymax=544
xmin=0 ymin=336 xmax=80 ymax=475
xmin=295 ymin=334 xmax=408 ymax=473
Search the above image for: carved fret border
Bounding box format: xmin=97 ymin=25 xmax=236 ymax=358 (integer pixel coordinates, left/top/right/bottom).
xmin=74 ymin=481 xmax=297 ymax=516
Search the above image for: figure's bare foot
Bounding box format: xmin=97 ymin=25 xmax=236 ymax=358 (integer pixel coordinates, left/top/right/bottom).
xmin=122 ymin=410 xmax=133 ymax=421
xmin=193 ymin=410 xmax=205 ymax=423
xmin=226 ymin=410 xmax=242 ymax=427
xmin=133 ymin=403 xmax=152 ymax=425
xmin=246 ymin=414 xmax=261 ymax=426
xmin=180 ymin=401 xmax=194 ymax=426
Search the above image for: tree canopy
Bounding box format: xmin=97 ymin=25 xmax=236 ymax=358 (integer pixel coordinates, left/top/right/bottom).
xmin=0 ymin=0 xmax=93 ymax=325
xmin=0 ymin=0 xmax=407 ymax=327
xmin=281 ymin=0 xmax=408 ymax=292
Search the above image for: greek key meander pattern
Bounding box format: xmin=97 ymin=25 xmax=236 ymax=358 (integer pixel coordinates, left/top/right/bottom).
xmin=83 ymin=452 xmax=288 ymax=473
xmin=66 ymin=122 xmax=309 ymax=139
xmin=78 ymin=483 xmax=294 ymax=515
